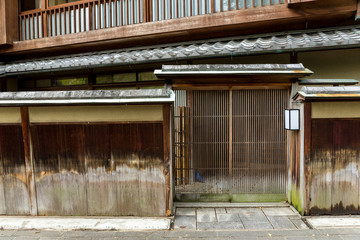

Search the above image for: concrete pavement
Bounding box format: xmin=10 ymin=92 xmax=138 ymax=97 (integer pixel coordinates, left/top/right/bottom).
xmin=2 ymin=228 xmax=360 ymax=240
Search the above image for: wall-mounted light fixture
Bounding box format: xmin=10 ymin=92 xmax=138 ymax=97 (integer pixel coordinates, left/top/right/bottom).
xmin=285 ymin=109 xmax=300 ymax=131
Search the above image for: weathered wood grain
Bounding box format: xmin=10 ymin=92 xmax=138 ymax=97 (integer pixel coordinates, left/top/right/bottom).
xmin=0 ymin=125 xmax=30 ymax=215
xmin=309 ymin=119 xmax=360 ymax=215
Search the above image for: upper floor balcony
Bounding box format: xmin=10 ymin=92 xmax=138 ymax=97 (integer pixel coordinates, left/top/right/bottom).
xmin=19 ymin=0 xmax=287 ymax=41
xmin=0 ymin=0 xmax=358 ymax=58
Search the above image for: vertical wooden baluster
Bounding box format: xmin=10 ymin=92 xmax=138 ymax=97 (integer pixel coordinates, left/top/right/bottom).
xmin=211 ymin=0 xmax=214 ymax=12
xmin=228 ymin=0 xmax=230 ymax=10
xmin=176 ymin=0 xmax=179 ymax=17
xmin=190 ymin=0 xmax=192 ymax=16
xmin=169 ymin=0 xmax=172 ymax=19
xmin=55 ymin=9 xmax=58 ymax=36
xmin=105 ymin=0 xmax=108 ymax=27
xmin=77 ymin=4 xmax=81 ymax=31
xmin=49 ymin=9 xmax=53 ymax=36
xmin=146 ymin=0 xmax=150 ymax=21
xmin=98 ymin=0 xmax=102 ymax=28
xmin=162 ymin=0 xmax=165 ymax=19
xmin=236 ymin=0 xmax=238 ymax=9
xmin=261 ymin=0 xmax=263 ymax=6
xmin=115 ymin=0 xmax=118 ymax=25
xmin=36 ymin=13 xmax=40 ymax=38
xmin=20 ymin=16 xmax=24 ymax=40
xmin=253 ymin=0 xmax=255 ymax=7
xmin=204 ymin=0 xmax=207 ymax=14
xmin=142 ymin=0 xmax=146 ymax=22
xmin=197 ymin=0 xmax=199 ymax=15
xmin=220 ymin=0 xmax=222 ymax=12
xmin=67 ymin=6 xmax=70 ymax=33
xmin=121 ymin=0 xmax=124 ymax=25
xmin=182 ymin=0 xmax=185 ymax=17
xmin=31 ymin=13 xmax=34 ymax=39
xmin=156 ymin=0 xmax=159 ymax=20
xmin=126 ymin=0 xmax=129 ymax=24
xmin=82 ymin=3 xmax=86 ymax=31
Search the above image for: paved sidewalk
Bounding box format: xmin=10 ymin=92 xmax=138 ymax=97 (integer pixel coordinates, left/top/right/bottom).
xmin=174 ymin=206 xmax=308 ymax=230
xmin=2 ymin=228 xmax=360 ymax=240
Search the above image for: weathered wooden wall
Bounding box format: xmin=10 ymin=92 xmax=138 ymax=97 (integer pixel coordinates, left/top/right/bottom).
xmin=309 ymin=118 xmax=360 ymax=215
xmin=0 ymin=105 xmax=170 ymax=216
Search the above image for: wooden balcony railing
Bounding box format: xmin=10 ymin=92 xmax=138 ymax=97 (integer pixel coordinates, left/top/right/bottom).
xmin=19 ymin=0 xmax=286 ymax=41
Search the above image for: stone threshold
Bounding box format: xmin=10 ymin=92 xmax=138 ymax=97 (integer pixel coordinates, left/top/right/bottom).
xmin=174 ymin=202 xmax=289 ymax=208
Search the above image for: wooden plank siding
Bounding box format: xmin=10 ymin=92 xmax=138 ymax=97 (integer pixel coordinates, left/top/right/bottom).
xmin=0 ymin=105 xmax=170 ymax=216
xmin=309 ymin=119 xmax=360 ymax=215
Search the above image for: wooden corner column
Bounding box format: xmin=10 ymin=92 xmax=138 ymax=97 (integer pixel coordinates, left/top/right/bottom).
xmin=163 ymin=104 xmax=172 ymax=216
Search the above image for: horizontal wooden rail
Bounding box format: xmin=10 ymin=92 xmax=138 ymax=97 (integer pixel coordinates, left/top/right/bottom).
xmin=19 ymin=0 xmax=287 ymax=41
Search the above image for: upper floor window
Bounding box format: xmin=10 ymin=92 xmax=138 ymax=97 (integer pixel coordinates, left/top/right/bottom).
xmin=20 ymin=0 xmax=41 ymax=12
xmin=48 ymin=0 xmax=82 ymax=7
xmin=20 ymin=0 xmax=83 ymax=12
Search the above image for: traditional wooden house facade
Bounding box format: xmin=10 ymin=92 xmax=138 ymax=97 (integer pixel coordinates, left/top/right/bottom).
xmin=0 ymin=0 xmax=360 ymax=216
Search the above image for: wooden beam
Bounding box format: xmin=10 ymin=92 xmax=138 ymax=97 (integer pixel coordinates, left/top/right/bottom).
xmin=162 ymin=104 xmax=172 ymax=216
xmin=20 ymin=107 xmax=38 ymax=216
xmin=1 ymin=0 xmax=357 ymax=55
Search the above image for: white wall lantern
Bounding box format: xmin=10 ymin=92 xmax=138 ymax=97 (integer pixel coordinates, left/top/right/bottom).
xmin=285 ymin=109 xmax=300 ymax=130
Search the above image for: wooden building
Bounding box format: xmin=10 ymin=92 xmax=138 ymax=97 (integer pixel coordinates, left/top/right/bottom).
xmin=0 ymin=0 xmax=360 ymax=216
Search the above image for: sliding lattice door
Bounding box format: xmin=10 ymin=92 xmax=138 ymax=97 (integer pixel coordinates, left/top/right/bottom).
xmin=174 ymin=89 xmax=288 ymax=195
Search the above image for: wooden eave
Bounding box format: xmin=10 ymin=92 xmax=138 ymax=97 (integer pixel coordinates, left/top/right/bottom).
xmin=0 ymin=0 xmax=357 ymax=58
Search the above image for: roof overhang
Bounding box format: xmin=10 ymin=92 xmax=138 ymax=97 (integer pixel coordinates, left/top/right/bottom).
xmin=294 ymin=86 xmax=360 ymax=101
xmin=0 ymin=24 xmax=359 ymax=77
xmin=298 ymin=79 xmax=359 ymax=86
xmin=0 ymin=89 xmax=175 ymax=106
xmin=154 ymin=64 xmax=313 ymax=80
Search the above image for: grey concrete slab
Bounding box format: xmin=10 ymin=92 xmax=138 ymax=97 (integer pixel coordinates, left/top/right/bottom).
xmin=196 ymin=208 xmax=216 ymax=223
xmin=237 ymin=208 xmax=273 ymax=229
xmin=262 ymin=207 xmax=297 ymax=216
xmin=174 ymin=215 xmax=196 ymax=230
xmin=215 ymin=208 xmax=227 ymax=214
xmin=176 ymin=208 xmax=196 ymax=216
xmin=197 ymin=221 xmax=244 ymax=230
xmin=217 ymin=213 xmax=241 ymax=222
xmin=267 ymin=216 xmax=297 ymax=229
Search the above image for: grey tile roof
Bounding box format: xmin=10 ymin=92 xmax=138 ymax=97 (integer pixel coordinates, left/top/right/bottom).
xmin=1 ymin=25 xmax=360 ymax=76
xmin=160 ymin=64 xmax=306 ymax=71
xmin=295 ymin=86 xmax=360 ymax=99
xmin=0 ymin=88 xmax=174 ymax=105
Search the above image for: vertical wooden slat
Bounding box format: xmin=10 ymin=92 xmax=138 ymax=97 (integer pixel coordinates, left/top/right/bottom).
xmin=21 ymin=107 xmax=38 ymax=216
xmin=169 ymin=0 xmax=172 ymax=19
xmin=211 ymin=0 xmax=214 ymax=12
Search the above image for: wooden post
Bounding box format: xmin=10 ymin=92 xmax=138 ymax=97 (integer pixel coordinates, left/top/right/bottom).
xmin=229 ymin=89 xmax=233 ymax=178
xmin=304 ymin=101 xmax=311 ymax=215
xmin=163 ymin=104 xmax=171 ymax=216
xmin=20 ymin=107 xmax=38 ymax=216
